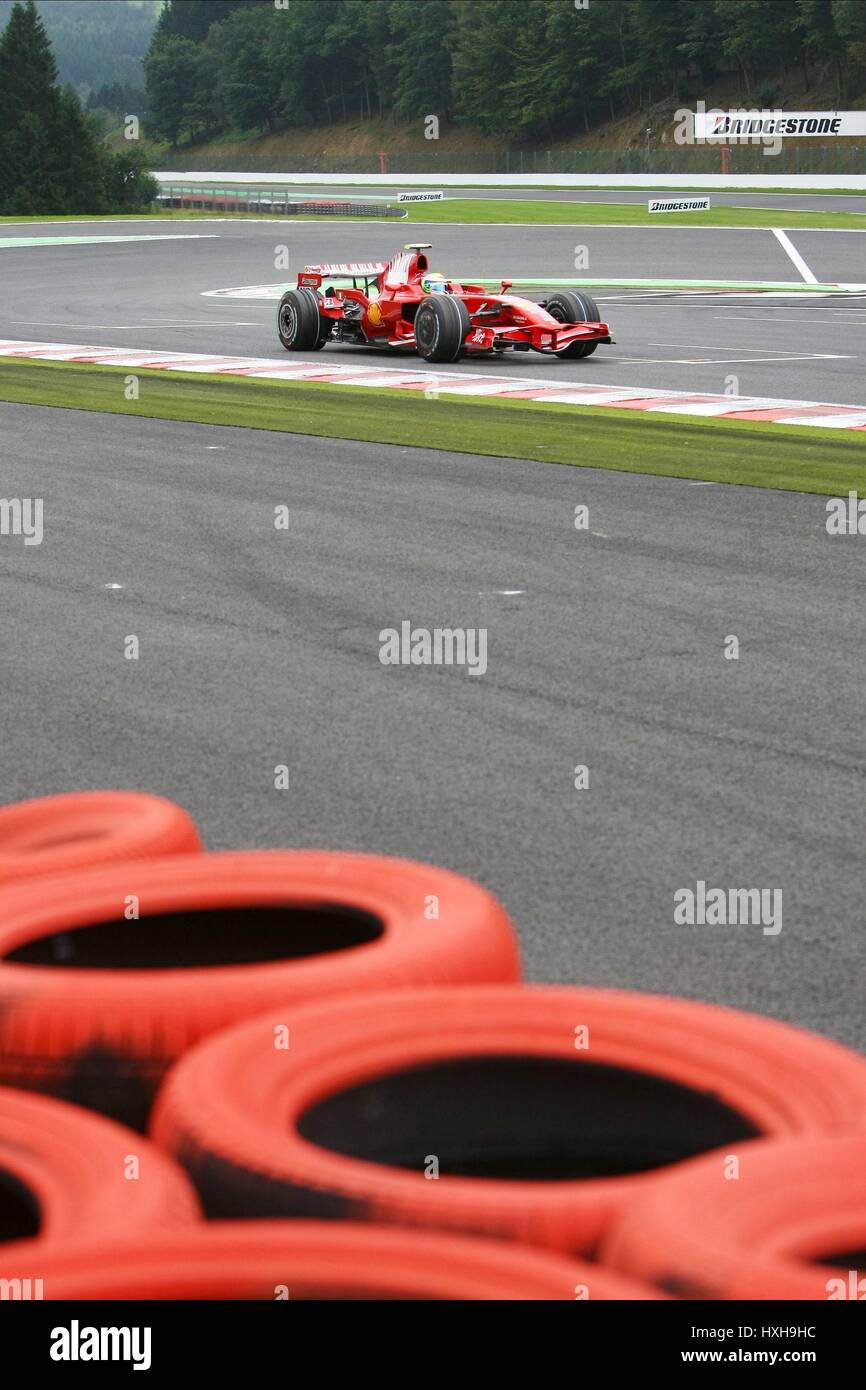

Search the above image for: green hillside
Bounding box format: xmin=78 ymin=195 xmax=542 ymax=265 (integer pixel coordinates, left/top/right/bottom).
xmin=141 ymin=0 xmax=866 ymax=155
xmin=0 ymin=0 xmax=160 ymax=94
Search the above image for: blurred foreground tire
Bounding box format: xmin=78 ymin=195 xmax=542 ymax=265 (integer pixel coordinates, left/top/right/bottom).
xmin=0 ymin=1086 xmax=199 ymax=1252
xmin=0 ymin=852 xmax=519 ymax=1129
xmin=151 ymin=985 xmax=866 ymax=1253
xmin=601 ymin=1132 xmax=866 ymax=1299
xmin=0 ymin=1221 xmax=662 ymax=1300
xmin=0 ymin=790 xmax=202 ymax=884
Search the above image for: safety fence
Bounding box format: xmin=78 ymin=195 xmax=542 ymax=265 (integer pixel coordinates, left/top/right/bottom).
xmin=153 ymin=144 xmax=866 ymax=177
xmin=155 ymin=189 xmax=404 ymax=215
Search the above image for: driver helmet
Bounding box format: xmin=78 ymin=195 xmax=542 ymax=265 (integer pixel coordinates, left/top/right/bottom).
xmin=420 ymin=271 xmax=449 ymax=294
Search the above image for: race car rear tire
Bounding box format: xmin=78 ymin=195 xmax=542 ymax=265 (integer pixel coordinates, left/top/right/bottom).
xmin=545 ymin=290 xmax=601 ymax=359
xmin=278 ymin=288 xmax=329 ymax=351
xmin=414 ymin=295 xmax=470 ymax=363
xmin=0 ymin=789 xmax=202 ymax=885
xmin=0 ymin=1085 xmax=200 ymax=1247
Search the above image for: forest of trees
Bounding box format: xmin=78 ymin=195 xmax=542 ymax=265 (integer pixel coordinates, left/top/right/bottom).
xmin=0 ymin=0 xmax=157 ymax=214
xmin=143 ymin=0 xmax=866 ymax=148
xmin=0 ymin=0 xmax=159 ymax=94
xmin=1 ymin=0 xmax=864 ymax=198
xmin=87 ymin=80 xmax=148 ymax=120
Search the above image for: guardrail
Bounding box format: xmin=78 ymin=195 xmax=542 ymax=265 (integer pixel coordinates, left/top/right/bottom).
xmin=156 ymin=172 xmax=866 ymax=191
xmin=152 ymin=145 xmax=866 ymax=176
xmin=155 ymin=188 xmax=404 ymax=216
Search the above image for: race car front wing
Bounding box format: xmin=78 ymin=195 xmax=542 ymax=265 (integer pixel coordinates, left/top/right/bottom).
xmin=463 ymin=323 xmax=614 ymax=353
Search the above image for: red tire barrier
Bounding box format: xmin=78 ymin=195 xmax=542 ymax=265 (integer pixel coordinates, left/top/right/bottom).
xmin=0 ymin=790 xmax=202 ymax=884
xmin=0 ymin=1221 xmax=662 ymax=1300
xmin=0 ymin=852 xmax=519 ymax=1129
xmin=601 ymin=1132 xmax=866 ymax=1300
xmin=151 ymin=985 xmax=866 ymax=1254
xmin=0 ymin=1086 xmax=199 ymax=1251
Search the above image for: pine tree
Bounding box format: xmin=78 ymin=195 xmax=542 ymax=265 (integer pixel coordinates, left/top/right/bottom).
xmin=0 ymin=0 xmax=156 ymax=214
xmin=0 ymin=0 xmax=63 ymax=208
xmin=0 ymin=0 xmax=57 ymax=121
xmin=152 ymin=0 xmax=252 ymax=47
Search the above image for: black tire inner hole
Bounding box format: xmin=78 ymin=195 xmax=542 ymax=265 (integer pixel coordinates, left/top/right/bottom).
xmin=4 ymin=904 xmax=383 ymax=969
xmin=298 ymin=1055 xmax=761 ymax=1181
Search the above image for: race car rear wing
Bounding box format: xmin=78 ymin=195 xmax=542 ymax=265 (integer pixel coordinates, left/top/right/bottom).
xmin=300 ymin=261 xmax=386 ymax=280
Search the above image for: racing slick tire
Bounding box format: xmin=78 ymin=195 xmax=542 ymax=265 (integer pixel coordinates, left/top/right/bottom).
xmin=601 ymin=1132 xmax=866 ymax=1300
xmin=150 ymin=984 xmax=866 ymax=1254
xmin=277 ymin=288 xmax=330 ymax=351
xmin=0 ymin=789 xmax=202 ymax=885
xmin=0 ymin=851 xmax=519 ymax=1130
xmin=0 ymin=1086 xmax=200 ymax=1248
xmin=545 ymin=290 xmax=601 ymax=359
xmin=0 ymin=1222 xmax=663 ymax=1300
xmin=414 ymin=295 xmax=471 ymax=363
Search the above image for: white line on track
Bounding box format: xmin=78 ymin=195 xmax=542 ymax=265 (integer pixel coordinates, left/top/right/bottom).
xmin=599 ymin=291 xmax=866 ymax=301
xmin=141 ymin=317 xmax=265 ymax=325
xmin=713 ymin=313 xmax=866 ymax=325
xmin=0 ymin=234 xmax=221 ymax=247
xmin=647 ymin=340 xmax=836 ymax=354
xmin=614 ymin=354 xmax=851 ymax=365
xmin=772 ymin=228 xmax=819 ymax=284
xmin=10 ymin=320 xmax=263 ymax=330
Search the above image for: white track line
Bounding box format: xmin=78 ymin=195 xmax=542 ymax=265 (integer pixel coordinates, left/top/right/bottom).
xmin=772 ymin=229 xmax=819 ymax=284
xmin=714 ymin=313 xmax=866 ymax=326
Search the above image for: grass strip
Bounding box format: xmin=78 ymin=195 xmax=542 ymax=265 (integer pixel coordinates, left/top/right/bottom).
xmin=407 ymin=199 xmax=866 ymax=229
xmin=2 ymin=201 xmax=864 ymax=229
xmin=0 ymin=357 xmax=863 ymax=495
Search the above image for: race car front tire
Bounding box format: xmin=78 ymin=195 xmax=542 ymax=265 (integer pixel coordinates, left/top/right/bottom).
xmin=277 ymin=288 xmax=329 ymax=351
xmin=545 ymin=290 xmax=601 ymax=359
xmin=414 ymin=295 xmax=471 ymax=363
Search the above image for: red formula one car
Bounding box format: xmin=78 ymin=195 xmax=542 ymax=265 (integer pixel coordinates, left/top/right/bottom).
xmin=276 ymin=243 xmax=612 ymax=363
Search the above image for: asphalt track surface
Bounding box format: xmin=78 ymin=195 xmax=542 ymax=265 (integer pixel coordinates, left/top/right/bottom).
xmin=2 ymin=403 xmax=864 ymax=1046
xmin=1 ymin=218 xmax=865 ymax=404
xmin=1 ymin=217 xmax=864 ymax=1049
